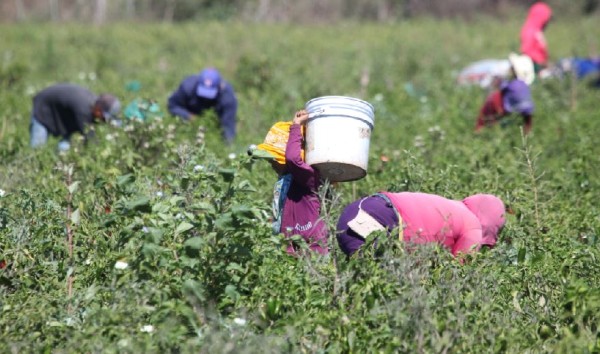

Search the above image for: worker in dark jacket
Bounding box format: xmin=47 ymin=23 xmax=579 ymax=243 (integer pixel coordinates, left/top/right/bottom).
xmin=30 ymin=83 xmax=121 ymax=151
xmin=167 ymin=67 xmax=237 ymax=145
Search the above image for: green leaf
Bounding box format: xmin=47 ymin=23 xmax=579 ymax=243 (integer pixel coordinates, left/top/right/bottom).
xmin=512 ymin=291 xmax=523 ymax=313
xmin=218 ymin=168 xmax=236 ymax=182
xmin=183 ymin=279 xmax=205 ymax=302
xmin=184 ymin=237 xmax=203 ymax=250
xmin=169 ymin=196 xmax=185 ymax=206
xmin=225 ymin=284 xmax=240 ymax=301
xmin=66 ymin=267 xmax=74 ymax=278
xmin=70 ymin=208 xmax=80 ymax=225
xmin=236 ymin=180 xmax=257 ymax=192
xmin=68 ymin=181 xmax=80 ymax=195
xmin=215 ymin=213 xmax=233 ymax=230
xmin=142 ymin=243 xmax=165 ymax=258
xmin=85 ymin=285 xmax=99 ymax=300
xmin=101 ymin=214 xmax=117 ymax=227
xmin=231 ymin=204 xmax=255 ymax=218
xmin=175 ymin=222 xmax=194 ymax=235
xmin=116 ymin=174 xmax=135 ymax=188
xmin=156 ymin=212 xmax=171 ymax=221
xmin=517 ymin=247 xmax=527 ymax=264
xmin=348 ymin=330 xmax=356 ymax=350
xmin=191 ymin=202 xmax=215 ymax=213
xmin=152 ymin=202 xmax=170 ymax=214
xmin=226 ymin=262 xmax=244 ymax=273
xmin=124 ymin=196 xmax=151 ymax=213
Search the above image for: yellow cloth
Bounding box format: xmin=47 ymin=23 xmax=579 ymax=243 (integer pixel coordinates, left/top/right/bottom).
xmin=256 ymin=121 xmax=304 ymax=165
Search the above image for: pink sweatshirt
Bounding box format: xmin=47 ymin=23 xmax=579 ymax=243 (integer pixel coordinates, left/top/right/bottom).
xmin=520 ymin=2 xmax=552 ymax=66
xmin=382 ymin=192 xmax=506 ymax=256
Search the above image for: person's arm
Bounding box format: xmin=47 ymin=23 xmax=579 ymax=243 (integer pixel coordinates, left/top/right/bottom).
xmin=475 ymin=90 xmax=504 ymax=132
xmin=285 ymin=110 xmax=318 ymax=189
xmin=522 ymin=113 xmax=533 ymax=134
xmin=216 ymin=84 xmax=237 ymax=144
xmin=475 ymin=111 xmax=487 ymax=132
xmin=168 ymin=82 xmax=193 ymax=121
xmin=452 ymin=227 xmax=482 ymax=257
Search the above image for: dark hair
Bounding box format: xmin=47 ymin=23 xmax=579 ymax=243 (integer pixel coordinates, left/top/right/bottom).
xmin=96 ymin=94 xmax=118 ymax=112
xmin=95 ymin=94 xmax=120 ymax=122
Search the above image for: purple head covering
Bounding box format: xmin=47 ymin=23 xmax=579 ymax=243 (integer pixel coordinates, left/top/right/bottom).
xmin=501 ymin=79 xmax=534 ymax=115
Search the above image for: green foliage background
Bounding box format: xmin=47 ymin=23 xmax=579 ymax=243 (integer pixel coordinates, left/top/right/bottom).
xmin=1 ymin=17 xmax=599 ymax=353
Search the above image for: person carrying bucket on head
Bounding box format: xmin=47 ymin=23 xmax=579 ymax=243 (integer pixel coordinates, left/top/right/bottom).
xmin=474 ymin=53 xmax=535 ymax=135
xmin=336 ymin=192 xmax=506 ymax=260
xmin=248 ymin=110 xmax=328 ymax=256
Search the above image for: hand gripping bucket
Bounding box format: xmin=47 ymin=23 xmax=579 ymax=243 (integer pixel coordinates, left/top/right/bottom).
xmin=305 ymin=96 xmax=375 ymax=182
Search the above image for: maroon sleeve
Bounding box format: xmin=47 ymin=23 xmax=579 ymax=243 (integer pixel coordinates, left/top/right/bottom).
xmin=475 ymin=90 xmax=505 ymax=132
xmin=285 ymin=124 xmax=319 ymax=189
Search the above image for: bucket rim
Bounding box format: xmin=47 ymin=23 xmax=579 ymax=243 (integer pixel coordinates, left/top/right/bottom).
xmin=305 ymin=95 xmax=375 ymax=112
xmin=306 ymin=114 xmax=374 ymax=130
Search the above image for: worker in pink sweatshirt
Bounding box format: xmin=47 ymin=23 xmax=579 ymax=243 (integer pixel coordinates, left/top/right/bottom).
xmin=250 ymin=110 xmax=328 ymax=255
xmin=520 ymin=2 xmax=553 ymax=72
xmin=336 ymin=192 xmax=506 ymax=258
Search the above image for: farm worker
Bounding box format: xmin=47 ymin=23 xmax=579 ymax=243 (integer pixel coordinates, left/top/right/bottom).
xmin=30 ymin=83 xmax=121 ymax=151
xmin=336 ymin=192 xmax=506 ymax=259
xmin=520 ymin=2 xmax=552 ymax=73
xmin=474 ymin=53 xmax=535 ymax=135
xmin=557 ymin=57 xmax=600 ymax=88
xmin=248 ymin=110 xmax=328 ymax=255
xmin=167 ymin=67 xmax=237 ymax=145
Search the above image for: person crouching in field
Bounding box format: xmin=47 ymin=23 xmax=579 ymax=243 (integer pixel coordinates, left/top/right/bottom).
xmin=336 ymin=192 xmax=506 ymax=260
xmin=249 ymin=110 xmax=328 ymax=256
xmin=475 ymin=53 xmax=535 ymax=135
xmin=167 ymin=67 xmax=237 ymax=145
xmin=30 ymin=83 xmax=121 ymax=151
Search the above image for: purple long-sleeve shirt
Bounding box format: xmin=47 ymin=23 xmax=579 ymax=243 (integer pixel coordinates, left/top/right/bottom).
xmin=167 ymin=74 xmax=237 ymax=143
xmin=281 ymin=124 xmax=328 ymax=255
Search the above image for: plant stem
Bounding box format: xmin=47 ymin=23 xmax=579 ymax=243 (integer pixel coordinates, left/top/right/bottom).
xmin=520 ymin=130 xmax=542 ymax=231
xmin=570 ymin=67 xmax=577 ymax=111
xmin=321 ymin=181 xmax=341 ymax=305
xmin=61 ymin=163 xmax=76 ymax=313
xmin=66 ymin=170 xmax=74 ymax=260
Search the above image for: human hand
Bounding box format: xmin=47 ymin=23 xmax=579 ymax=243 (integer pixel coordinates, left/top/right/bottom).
xmin=293 ymin=109 xmax=309 ymax=125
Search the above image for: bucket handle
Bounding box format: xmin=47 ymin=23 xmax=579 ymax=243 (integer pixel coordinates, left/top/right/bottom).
xmin=307 ymin=108 xmax=325 ymax=119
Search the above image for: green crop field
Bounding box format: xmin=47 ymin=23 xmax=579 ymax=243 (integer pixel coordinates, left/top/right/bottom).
xmin=1 ymin=18 xmax=599 ymax=352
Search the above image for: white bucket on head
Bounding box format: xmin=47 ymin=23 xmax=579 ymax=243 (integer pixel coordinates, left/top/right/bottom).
xmin=305 ymin=96 xmax=375 ymax=182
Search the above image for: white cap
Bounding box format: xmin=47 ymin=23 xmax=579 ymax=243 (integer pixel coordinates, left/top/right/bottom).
xmin=508 ymin=53 xmax=535 ymax=85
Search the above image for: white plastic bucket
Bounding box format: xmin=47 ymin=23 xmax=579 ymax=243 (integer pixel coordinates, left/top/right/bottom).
xmin=304 ymin=96 xmax=375 ymax=182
